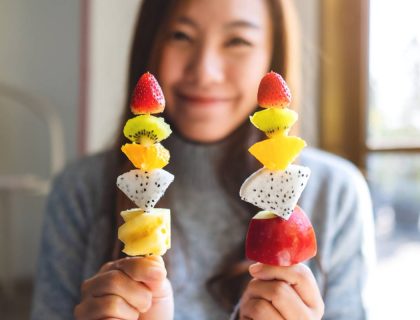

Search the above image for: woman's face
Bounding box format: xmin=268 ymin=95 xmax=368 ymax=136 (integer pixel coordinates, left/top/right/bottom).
xmin=158 ymin=0 xmax=273 ymax=143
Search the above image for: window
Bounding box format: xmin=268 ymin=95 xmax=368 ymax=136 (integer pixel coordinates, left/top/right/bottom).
xmin=319 ymin=0 xmax=420 ymax=318
xmin=368 ymin=0 xmax=420 ymax=150
xmin=367 ymin=3 xmax=420 ymax=317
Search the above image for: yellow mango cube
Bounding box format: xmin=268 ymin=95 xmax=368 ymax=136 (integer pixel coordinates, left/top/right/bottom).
xmin=121 ymin=143 xmax=170 ymax=170
xmin=248 ymin=136 xmax=306 ymax=170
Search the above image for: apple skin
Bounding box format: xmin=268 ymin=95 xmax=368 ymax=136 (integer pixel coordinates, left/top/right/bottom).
xmin=246 ymin=206 xmax=317 ymax=266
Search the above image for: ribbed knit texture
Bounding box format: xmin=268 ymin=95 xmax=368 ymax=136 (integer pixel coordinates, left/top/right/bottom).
xmin=163 ymin=134 xmax=249 ymax=319
xmin=31 ymin=133 xmax=375 ymax=320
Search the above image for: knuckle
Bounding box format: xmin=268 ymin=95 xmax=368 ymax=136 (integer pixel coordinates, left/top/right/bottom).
xmin=121 ymin=257 xmax=132 ymax=265
xmin=107 ymin=269 xmax=123 ymax=288
xmin=295 ymin=263 xmax=311 ymax=282
xmin=247 ymin=278 xmax=259 ymax=291
xmin=137 ymin=286 xmax=152 ymax=312
xmin=272 ymin=281 xmax=287 ymax=301
xmin=239 ymin=297 xmax=251 ymax=317
xmin=80 ymin=279 xmax=91 ymax=295
xmin=73 ymin=303 xmax=83 ymax=319
xmin=100 ymin=261 xmax=114 ymax=272
xmin=252 ymin=299 xmax=268 ymax=317
xmin=113 ymin=257 xmax=132 ymax=270
xmin=105 ymin=295 xmax=124 ymax=315
xmin=307 ymin=302 xmax=325 ymax=320
xmin=145 ymin=287 xmax=153 ymax=301
xmin=141 ymin=293 xmax=152 ymax=312
xmin=159 ymin=266 xmax=168 ymax=279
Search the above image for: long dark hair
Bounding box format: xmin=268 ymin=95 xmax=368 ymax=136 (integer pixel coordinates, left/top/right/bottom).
xmin=112 ymin=0 xmax=301 ymax=311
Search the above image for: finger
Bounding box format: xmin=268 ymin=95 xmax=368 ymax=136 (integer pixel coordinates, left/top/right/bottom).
xmin=244 ymin=279 xmax=312 ymax=319
xmin=100 ymin=256 xmax=167 ymax=291
xmin=81 ymin=269 xmax=152 ymax=313
xmin=240 ymin=297 xmax=285 ymax=320
xmin=249 ymin=263 xmax=321 ymax=307
xmin=100 ymin=256 xmax=164 ymax=275
xmin=74 ymin=294 xmax=138 ymax=320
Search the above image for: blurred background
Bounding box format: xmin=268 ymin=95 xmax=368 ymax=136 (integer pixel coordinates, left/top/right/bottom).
xmin=1 ymin=0 xmax=419 ymax=319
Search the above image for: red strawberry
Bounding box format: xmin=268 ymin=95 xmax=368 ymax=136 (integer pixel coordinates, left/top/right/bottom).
xmin=130 ymin=72 xmax=165 ymax=114
xmin=257 ymin=71 xmax=291 ymax=108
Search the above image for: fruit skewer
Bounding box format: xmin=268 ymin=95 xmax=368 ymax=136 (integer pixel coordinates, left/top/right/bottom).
xmin=240 ymin=72 xmax=317 ymax=266
xmin=116 ymin=72 xmax=173 ymax=257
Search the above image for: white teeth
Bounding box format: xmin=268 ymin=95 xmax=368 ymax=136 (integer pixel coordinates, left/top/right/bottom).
xmin=117 ymin=169 xmax=174 ymax=210
xmin=239 ymin=164 xmax=310 ymax=220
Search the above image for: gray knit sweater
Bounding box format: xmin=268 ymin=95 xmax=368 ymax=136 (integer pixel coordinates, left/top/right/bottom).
xmin=31 ymin=133 xmax=375 ymax=319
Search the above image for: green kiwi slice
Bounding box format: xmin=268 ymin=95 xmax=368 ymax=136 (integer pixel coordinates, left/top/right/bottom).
xmin=123 ymin=115 xmax=171 ymax=145
xmin=250 ymin=108 xmax=298 ymax=137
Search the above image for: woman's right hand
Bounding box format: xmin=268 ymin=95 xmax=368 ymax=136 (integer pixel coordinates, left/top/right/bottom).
xmin=74 ymin=255 xmax=173 ymax=320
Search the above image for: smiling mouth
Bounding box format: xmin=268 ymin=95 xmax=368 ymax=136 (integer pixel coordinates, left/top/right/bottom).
xmin=176 ymin=92 xmax=233 ymax=106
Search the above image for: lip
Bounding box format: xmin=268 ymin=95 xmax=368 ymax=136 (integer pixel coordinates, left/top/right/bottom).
xmin=176 ymin=91 xmax=233 ymax=106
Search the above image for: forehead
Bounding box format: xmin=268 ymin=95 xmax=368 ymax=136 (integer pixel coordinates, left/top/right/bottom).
xmin=172 ymin=0 xmax=271 ymax=29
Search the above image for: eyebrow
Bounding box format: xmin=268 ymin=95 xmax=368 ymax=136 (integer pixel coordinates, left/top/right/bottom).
xmin=175 ymin=16 xmax=260 ymax=30
xmin=175 ymin=16 xmax=198 ymax=28
xmin=225 ymin=20 xmax=261 ymax=30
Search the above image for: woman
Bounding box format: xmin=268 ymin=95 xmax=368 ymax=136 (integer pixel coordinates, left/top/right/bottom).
xmin=31 ymin=0 xmax=375 ymax=319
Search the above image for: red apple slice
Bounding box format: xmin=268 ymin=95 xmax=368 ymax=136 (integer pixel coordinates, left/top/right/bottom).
xmin=246 ymin=206 xmax=317 ymax=266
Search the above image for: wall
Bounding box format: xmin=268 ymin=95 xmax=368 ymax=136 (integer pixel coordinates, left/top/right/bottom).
xmin=295 ymin=0 xmax=321 ymax=147
xmin=0 ymin=0 xmax=80 ymax=279
xmin=86 ymin=0 xmax=142 ymax=153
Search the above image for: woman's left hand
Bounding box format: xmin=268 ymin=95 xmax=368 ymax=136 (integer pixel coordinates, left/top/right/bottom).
xmin=239 ymin=263 xmax=324 ymax=320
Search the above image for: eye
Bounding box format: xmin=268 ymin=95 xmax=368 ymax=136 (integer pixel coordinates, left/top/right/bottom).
xmin=226 ymin=37 xmax=252 ymax=47
xmin=170 ymin=30 xmax=193 ymax=43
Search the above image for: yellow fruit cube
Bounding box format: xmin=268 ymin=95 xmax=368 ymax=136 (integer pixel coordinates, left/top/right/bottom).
xmin=118 ymin=208 xmax=170 ymax=256
xmin=121 ymin=143 xmax=170 ymax=170
xmin=248 ymin=136 xmax=306 ymax=170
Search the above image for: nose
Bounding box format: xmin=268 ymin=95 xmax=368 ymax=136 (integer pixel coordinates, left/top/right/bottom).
xmin=185 ymin=43 xmax=225 ymax=86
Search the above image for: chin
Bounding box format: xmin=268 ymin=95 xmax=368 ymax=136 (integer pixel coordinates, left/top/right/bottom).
xmin=177 ymin=123 xmax=232 ymax=144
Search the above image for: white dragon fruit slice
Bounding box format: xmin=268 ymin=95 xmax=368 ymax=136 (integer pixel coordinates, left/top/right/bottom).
xmin=239 ymin=164 xmax=310 ymax=220
xmin=117 ymin=169 xmax=174 ymax=210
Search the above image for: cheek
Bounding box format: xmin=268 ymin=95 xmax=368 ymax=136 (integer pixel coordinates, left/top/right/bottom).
xmin=233 ymin=53 xmax=270 ymax=107
xmin=158 ymin=46 xmax=184 ymax=97
xmin=159 ymin=52 xmax=174 ymax=86
xmin=157 ymin=51 xmax=177 ymax=122
xmin=237 ymin=81 xmax=259 ymax=119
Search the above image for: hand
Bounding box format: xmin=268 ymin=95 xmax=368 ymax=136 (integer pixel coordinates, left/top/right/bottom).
xmin=239 ymin=263 xmax=324 ymax=320
xmin=74 ymin=256 xmax=173 ymax=320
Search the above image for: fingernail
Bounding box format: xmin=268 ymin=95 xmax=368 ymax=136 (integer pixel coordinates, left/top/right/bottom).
xmin=249 ymin=263 xmax=262 ymax=274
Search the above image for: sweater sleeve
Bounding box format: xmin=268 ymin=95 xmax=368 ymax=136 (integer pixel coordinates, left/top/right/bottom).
xmin=229 ymin=158 xmax=376 ymax=320
xmin=322 ymin=166 xmax=376 ymax=320
xmin=30 ymin=170 xmax=91 ymax=320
